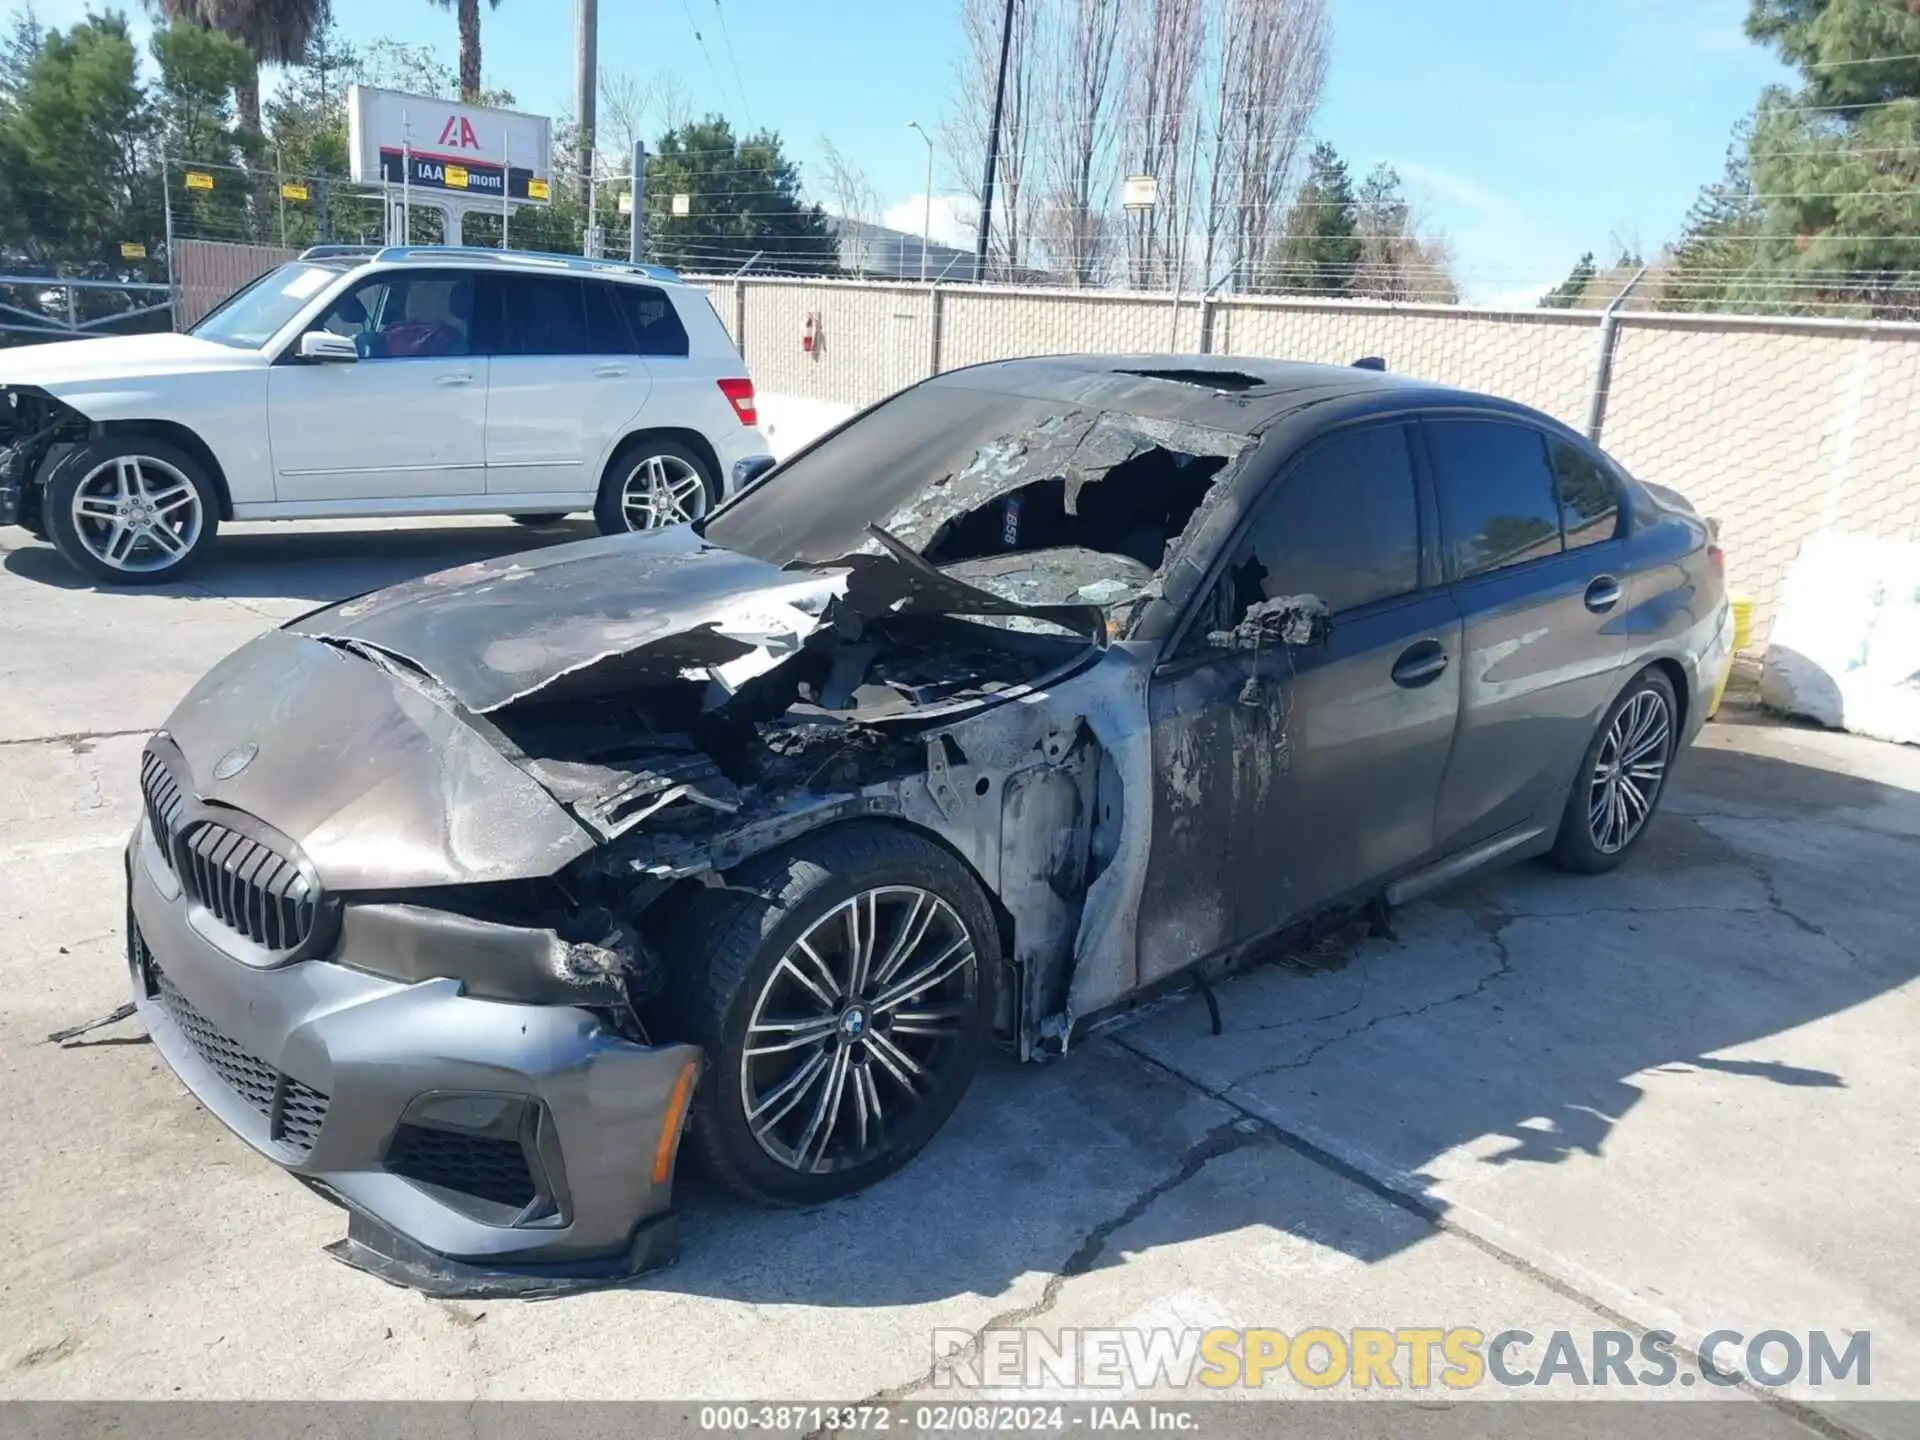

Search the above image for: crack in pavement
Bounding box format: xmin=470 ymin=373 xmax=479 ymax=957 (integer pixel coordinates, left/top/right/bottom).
xmin=821 ymin=1120 xmax=1262 ymax=1423
xmin=1108 ymin=1034 xmax=1871 ymax=1440
xmin=0 ymin=726 xmax=151 ymax=750
xmin=1734 ymin=851 xmax=1875 ymax=970
xmin=1222 ymin=924 xmax=1516 ymax=1090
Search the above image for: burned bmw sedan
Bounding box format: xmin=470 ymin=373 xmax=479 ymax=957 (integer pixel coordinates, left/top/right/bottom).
xmin=127 ymin=356 xmax=1731 ymax=1294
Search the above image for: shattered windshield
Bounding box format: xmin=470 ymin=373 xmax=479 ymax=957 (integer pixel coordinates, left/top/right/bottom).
xmin=703 ymin=383 xmax=1252 ymax=628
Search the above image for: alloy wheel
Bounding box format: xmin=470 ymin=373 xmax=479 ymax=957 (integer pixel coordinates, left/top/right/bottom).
xmin=739 ymin=886 xmax=978 ymax=1176
xmin=1588 ymin=688 xmax=1672 ymax=854
xmin=69 ymin=455 xmax=203 ymax=574
xmin=618 ymin=454 xmax=708 ymax=531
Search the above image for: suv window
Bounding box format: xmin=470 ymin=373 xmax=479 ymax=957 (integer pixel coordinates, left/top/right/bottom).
xmin=1426 ymin=418 xmax=1563 ymax=579
xmin=494 ymin=274 xmax=592 ymax=356
xmin=613 ymin=283 xmax=691 ymax=357
xmin=584 ymin=279 xmax=637 ymax=355
xmin=311 ymin=271 xmax=473 ymax=359
xmin=1549 ymin=439 xmax=1622 ymax=550
xmin=1219 ymin=422 xmax=1422 ymax=627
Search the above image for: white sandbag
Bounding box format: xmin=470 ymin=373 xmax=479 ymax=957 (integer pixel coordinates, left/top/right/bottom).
xmin=1761 ymin=532 xmax=1920 ymax=745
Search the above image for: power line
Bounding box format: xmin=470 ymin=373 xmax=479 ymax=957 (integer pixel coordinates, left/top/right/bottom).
xmin=709 ymin=0 xmax=756 ymax=130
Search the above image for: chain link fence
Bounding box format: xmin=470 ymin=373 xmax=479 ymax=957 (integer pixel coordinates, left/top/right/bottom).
xmin=156 ymin=222 xmax=1920 ymax=645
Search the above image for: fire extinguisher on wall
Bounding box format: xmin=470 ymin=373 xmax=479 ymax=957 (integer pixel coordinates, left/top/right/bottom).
xmin=802 ymin=311 xmax=818 ymax=357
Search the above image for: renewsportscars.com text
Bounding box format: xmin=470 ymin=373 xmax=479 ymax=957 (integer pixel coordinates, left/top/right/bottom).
xmin=930 ymin=1326 xmax=1872 ymax=1392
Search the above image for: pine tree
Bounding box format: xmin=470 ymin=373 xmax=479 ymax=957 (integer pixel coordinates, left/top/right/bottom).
xmin=1664 ymin=121 xmax=1767 ymax=312
xmin=1540 ymin=252 xmax=1596 ymax=309
xmin=1267 ymin=141 xmax=1359 ymax=295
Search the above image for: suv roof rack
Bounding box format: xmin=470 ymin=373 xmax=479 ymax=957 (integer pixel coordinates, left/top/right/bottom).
xmin=369 ymin=245 xmax=681 ymax=283
xmin=298 ymin=244 xmax=383 ymax=260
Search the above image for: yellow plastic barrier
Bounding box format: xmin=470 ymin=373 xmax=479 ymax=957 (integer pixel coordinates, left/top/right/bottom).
xmin=1707 ymin=594 xmax=1755 ymax=719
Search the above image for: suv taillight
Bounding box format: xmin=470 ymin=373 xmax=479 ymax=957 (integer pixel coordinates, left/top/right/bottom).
xmin=717 ymin=378 xmax=757 ymax=426
xmin=1708 ymin=543 xmax=1725 ymax=578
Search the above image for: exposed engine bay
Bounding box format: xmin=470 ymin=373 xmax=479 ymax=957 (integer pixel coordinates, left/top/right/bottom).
xmin=230 ymin=395 xmax=1258 ymax=1056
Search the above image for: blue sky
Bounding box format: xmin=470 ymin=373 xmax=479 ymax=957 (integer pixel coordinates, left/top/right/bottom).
xmin=33 ymin=0 xmax=1792 ymax=302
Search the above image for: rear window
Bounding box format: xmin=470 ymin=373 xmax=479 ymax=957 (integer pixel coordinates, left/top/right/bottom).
xmin=613 ymin=282 xmax=690 ymax=357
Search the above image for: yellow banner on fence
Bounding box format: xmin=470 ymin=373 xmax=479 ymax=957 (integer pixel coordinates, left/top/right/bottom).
xmin=183 ymin=171 xmax=213 ymax=191
xmin=280 ymin=181 xmax=309 ymax=201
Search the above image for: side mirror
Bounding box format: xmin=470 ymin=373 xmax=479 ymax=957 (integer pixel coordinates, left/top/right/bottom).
xmin=297 ymin=331 xmax=358 ymax=363
xmin=1207 ymin=594 xmax=1332 ymax=652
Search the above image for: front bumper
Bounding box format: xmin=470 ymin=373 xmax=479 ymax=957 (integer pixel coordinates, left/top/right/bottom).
xmin=126 ymin=819 xmax=702 ymax=1296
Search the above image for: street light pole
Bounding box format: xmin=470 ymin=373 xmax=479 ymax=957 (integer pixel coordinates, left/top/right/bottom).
xmin=908 ymin=121 xmax=933 ymax=283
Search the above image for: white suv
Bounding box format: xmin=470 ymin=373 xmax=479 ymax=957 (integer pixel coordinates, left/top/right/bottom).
xmin=0 ymin=246 xmax=773 ymax=584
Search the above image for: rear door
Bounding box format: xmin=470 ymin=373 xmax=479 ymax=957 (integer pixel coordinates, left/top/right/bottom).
xmin=267 ymin=268 xmax=486 ymax=501
xmin=479 ymin=274 xmax=650 ymax=497
xmin=1138 ymin=419 xmax=1462 ymax=984
xmin=1424 ymin=415 xmax=1631 ymax=849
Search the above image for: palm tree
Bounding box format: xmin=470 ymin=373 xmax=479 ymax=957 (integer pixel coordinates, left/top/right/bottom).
xmin=428 ymin=0 xmax=503 ymax=103
xmin=157 ymin=0 xmax=331 ymax=133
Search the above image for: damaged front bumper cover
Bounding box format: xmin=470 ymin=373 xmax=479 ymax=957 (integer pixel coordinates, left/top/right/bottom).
xmin=127 ymin=822 xmax=703 ymax=1297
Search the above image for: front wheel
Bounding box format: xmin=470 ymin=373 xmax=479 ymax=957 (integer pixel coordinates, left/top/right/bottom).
xmin=1550 ymin=666 xmax=1679 ymax=873
xmin=44 ymin=437 xmax=219 ymax=585
xmin=657 ymin=824 xmax=1000 ymax=1205
xmin=594 ymin=439 xmax=716 ymax=535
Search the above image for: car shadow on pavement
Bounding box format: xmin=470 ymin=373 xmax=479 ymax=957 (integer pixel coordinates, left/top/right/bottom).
xmin=2 ymin=519 xmax=594 ymax=603
xmin=637 ymin=736 xmax=1918 ymax=1309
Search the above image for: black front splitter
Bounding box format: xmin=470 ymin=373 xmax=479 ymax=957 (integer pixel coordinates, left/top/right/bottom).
xmin=320 ymin=1204 xmax=681 ymax=1300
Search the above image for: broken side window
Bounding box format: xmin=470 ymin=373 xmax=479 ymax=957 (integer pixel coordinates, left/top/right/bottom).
xmin=704 ymin=383 xmax=1251 ymax=635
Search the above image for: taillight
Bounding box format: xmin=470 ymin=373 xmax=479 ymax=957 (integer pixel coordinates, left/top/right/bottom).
xmin=717 ymin=377 xmax=757 ymax=426
xmin=1708 ymin=543 xmax=1725 ymax=578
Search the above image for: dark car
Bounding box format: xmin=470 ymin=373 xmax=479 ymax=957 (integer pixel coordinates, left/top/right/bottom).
xmin=125 ymin=356 xmax=1733 ymax=1295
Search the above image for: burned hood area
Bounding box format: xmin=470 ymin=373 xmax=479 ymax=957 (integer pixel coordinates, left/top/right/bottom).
xmin=166 ymin=372 xmax=1265 ymax=1049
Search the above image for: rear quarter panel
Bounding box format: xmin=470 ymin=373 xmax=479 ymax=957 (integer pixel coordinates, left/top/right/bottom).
xmin=1616 ymin=499 xmax=1729 ymax=743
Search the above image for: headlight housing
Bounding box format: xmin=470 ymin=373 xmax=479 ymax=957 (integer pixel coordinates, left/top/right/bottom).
xmin=337 ymin=898 xmax=644 ymax=1008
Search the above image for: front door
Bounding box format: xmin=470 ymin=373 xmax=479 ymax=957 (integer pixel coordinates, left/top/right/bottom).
xmin=267 ymin=269 xmax=486 ymax=502
xmin=479 ymin=274 xmax=650 ymax=497
xmin=1137 ymin=420 xmax=1463 ymax=988
xmin=1420 ymin=417 xmax=1632 ymax=850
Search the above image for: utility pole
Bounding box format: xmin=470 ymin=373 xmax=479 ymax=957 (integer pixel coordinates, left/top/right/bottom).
xmin=908 ymin=121 xmax=934 ymax=283
xmin=575 ymin=0 xmax=598 ymax=210
xmin=973 ymin=0 xmax=1016 ymax=284
xmin=629 ymin=141 xmax=647 ymax=264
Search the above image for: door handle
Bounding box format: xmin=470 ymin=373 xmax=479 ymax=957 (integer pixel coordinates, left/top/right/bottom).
xmin=1584 ymin=576 xmax=1623 ymax=613
xmin=1391 ymin=639 xmax=1449 ymax=688
xmin=593 ymin=364 xmax=630 ymax=378
xmin=435 ymin=373 xmax=475 ymax=387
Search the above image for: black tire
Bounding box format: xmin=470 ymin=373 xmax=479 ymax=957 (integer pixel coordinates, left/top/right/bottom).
xmin=1549 ymin=666 xmax=1680 ymax=874
xmin=593 ymin=437 xmax=717 ymax=536
xmin=507 ymin=512 xmax=571 ymax=526
xmin=44 ymin=436 xmax=219 ymax=585
xmin=657 ymin=823 xmax=1001 ymax=1206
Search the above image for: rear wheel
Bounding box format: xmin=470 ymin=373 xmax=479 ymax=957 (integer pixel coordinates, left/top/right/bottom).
xmin=594 ymin=438 xmax=716 ymax=535
xmin=1550 ymin=667 xmax=1679 ymax=873
xmin=44 ymin=437 xmax=218 ymax=585
xmin=658 ymin=824 xmax=1000 ymax=1205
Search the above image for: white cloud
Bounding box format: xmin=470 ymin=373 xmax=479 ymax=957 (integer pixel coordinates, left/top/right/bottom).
xmin=1392 ymin=161 xmax=1582 ymax=308
xmin=880 ymin=193 xmax=975 ymax=249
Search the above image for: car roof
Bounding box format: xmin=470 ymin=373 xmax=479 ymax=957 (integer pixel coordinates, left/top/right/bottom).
xmin=296 ymin=244 xmax=687 ymax=288
xmin=928 ymin=352 xmax=1534 ymax=434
